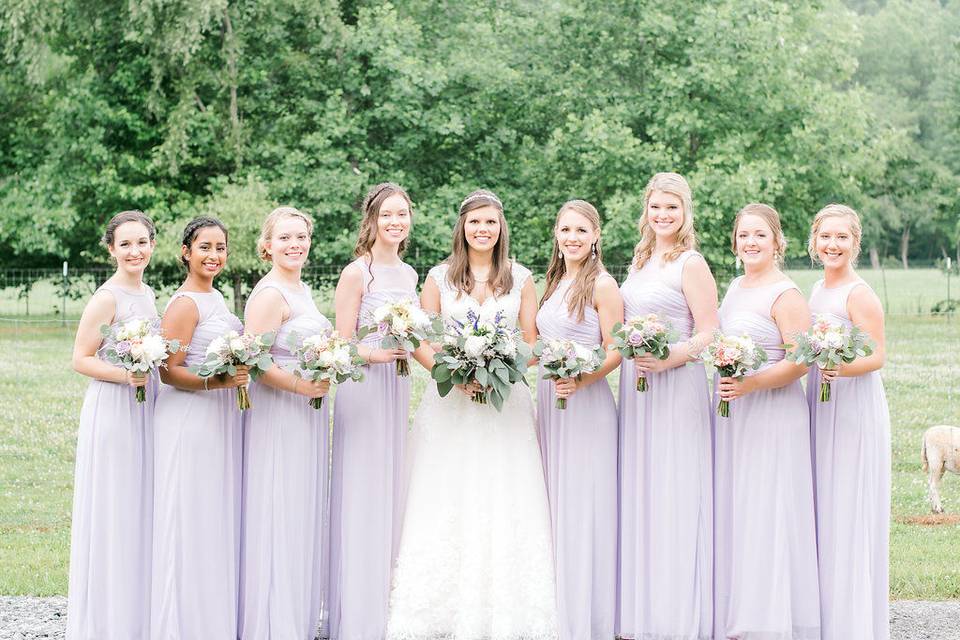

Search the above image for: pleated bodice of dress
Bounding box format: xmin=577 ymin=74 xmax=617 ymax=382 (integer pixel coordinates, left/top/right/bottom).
xmin=95 ymin=283 xmax=159 ymax=359
xmin=718 ymin=275 xmax=798 ymax=369
xmin=352 ymin=257 xmax=420 ymax=346
xmin=244 ymin=278 xmax=331 ymax=367
xmin=620 ymin=250 xmax=698 ymax=341
xmin=170 ymin=290 xmax=242 ymax=368
xmin=536 ymin=276 xmax=607 ymax=346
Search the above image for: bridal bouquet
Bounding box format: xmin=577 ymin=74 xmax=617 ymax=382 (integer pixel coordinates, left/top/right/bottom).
xmin=192 ymin=330 xmax=275 ymax=410
xmin=287 ymin=330 xmax=365 ymax=409
xmin=534 ymin=338 xmax=605 ymax=409
xmin=358 ymin=299 xmax=441 ymax=377
xmin=700 ymin=332 xmax=768 ymax=417
xmin=100 ymin=318 xmax=182 ymax=403
xmin=786 ymin=315 xmax=874 ymax=402
xmin=431 ymin=309 xmax=532 ymax=411
xmin=610 ymin=313 xmax=677 ymax=391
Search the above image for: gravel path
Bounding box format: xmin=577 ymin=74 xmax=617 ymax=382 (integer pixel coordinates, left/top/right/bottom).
xmin=1 ymin=596 xmax=959 ymax=639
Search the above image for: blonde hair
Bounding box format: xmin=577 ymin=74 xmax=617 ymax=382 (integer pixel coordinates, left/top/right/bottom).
xmin=257 ymin=206 xmax=314 ymax=261
xmin=633 ymin=172 xmax=697 ymax=269
xmin=731 ymin=203 xmax=787 ymax=265
xmin=446 ymin=189 xmax=513 ymax=298
xmin=541 ymin=200 xmax=605 ymax=322
xmin=808 ymin=203 xmax=862 ymax=264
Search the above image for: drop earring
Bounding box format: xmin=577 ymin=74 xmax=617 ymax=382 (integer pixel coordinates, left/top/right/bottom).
xmin=591 ymin=243 xmax=597 ymax=259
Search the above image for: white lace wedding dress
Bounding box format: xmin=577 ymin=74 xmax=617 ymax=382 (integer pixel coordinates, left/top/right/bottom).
xmin=386 ymin=262 xmax=558 ymax=640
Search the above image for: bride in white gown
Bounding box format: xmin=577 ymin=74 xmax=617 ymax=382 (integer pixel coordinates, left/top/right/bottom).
xmin=387 ymin=190 xmax=558 ymax=640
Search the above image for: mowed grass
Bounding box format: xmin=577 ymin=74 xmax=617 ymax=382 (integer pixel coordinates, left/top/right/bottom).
xmin=0 ymin=269 xmax=958 ymax=597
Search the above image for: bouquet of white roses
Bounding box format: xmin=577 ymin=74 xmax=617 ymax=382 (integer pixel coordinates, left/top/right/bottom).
xmin=358 ymin=299 xmax=441 ymax=376
xmin=610 ymin=313 xmax=677 ymax=391
xmin=287 ymin=330 xmax=365 ymax=409
xmin=534 ymin=338 xmax=606 ymax=409
xmin=100 ymin=318 xmax=182 ymax=403
xmin=786 ymin=314 xmax=874 ymax=402
xmin=431 ymin=310 xmax=532 ymax=411
xmin=192 ymin=330 xmax=275 ymax=410
xmin=700 ymin=332 xmax=768 ymax=417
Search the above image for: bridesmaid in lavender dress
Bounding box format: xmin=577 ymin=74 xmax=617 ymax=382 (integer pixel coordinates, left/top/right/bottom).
xmin=152 ymin=217 xmax=249 ymax=639
xmin=807 ymin=205 xmax=890 ymax=640
xmin=67 ymin=211 xmax=159 ymax=640
xmin=329 ymin=183 xmax=421 ymax=640
xmin=714 ymin=203 xmax=819 ymax=640
xmin=535 ymin=200 xmax=623 ymax=640
xmin=617 ymin=173 xmax=717 ymax=640
xmin=240 ymin=207 xmax=333 ymax=640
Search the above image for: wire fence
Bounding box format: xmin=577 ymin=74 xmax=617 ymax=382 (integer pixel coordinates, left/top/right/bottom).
xmin=0 ymin=260 xmax=956 ymax=328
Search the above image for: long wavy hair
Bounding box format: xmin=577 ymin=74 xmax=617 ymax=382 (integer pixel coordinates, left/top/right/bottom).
xmin=633 ymin=172 xmax=697 ymax=269
xmin=353 ymin=182 xmax=413 ymax=290
xmin=540 ymin=200 xmax=605 ymax=322
xmin=445 ymin=189 xmax=513 ymax=298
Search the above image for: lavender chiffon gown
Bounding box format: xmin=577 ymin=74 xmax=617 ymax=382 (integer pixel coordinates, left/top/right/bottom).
xmin=808 ymin=280 xmax=890 ymax=640
xmin=240 ymin=280 xmax=332 ymax=640
xmin=535 ymin=276 xmax=618 ymax=640
xmin=617 ymin=251 xmax=712 ymax=640
xmin=329 ymin=258 xmax=419 ymax=640
xmin=151 ymin=290 xmax=244 ymax=639
xmin=67 ymin=283 xmax=158 ymax=640
xmin=713 ymin=276 xmax=819 ymax=640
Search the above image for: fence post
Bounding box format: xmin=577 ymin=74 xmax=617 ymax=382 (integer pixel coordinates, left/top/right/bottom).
xmin=879 ymin=263 xmax=889 ymax=314
xmin=947 ymin=257 xmax=953 ymax=320
xmin=62 ymin=261 xmax=68 ymax=327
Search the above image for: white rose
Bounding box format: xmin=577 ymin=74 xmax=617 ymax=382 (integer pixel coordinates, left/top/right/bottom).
xmin=825 ymin=331 xmax=844 ymax=350
xmin=229 ymin=336 xmax=246 ymax=353
xmin=317 ymin=351 xmax=336 ymax=368
xmin=464 ymin=335 xmax=487 ymax=359
xmin=573 ymin=342 xmax=593 ymax=362
xmin=409 ymin=307 xmax=430 ymax=328
xmin=129 ymin=341 xmax=145 ymax=360
xmin=391 ymin=316 xmax=410 ymax=335
xmin=500 ymin=335 xmax=518 ymax=358
xmin=141 ymin=334 xmax=168 ymax=362
xmin=206 ymin=336 xmax=226 ymax=356
xmin=333 ymin=348 xmax=351 ymax=367
xmin=373 ymin=305 xmax=391 ymax=323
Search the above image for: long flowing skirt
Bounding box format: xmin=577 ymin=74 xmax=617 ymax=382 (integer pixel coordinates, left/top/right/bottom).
xmin=67 ymin=378 xmax=155 ymax=640
xmin=536 ymin=374 xmax=617 ymax=640
xmin=617 ymin=361 xmax=712 ymax=640
xmin=809 ymin=368 xmax=890 ymax=640
xmin=151 ymin=384 xmax=242 ymax=639
xmin=386 ymin=382 xmax=558 ymax=640
xmin=713 ymin=379 xmax=820 ymax=640
xmin=329 ymin=363 xmax=409 ymax=640
xmin=239 ymin=381 xmax=330 ymax=640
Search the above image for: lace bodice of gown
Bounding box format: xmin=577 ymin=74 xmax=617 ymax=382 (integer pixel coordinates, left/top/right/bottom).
xmin=428 ymin=261 xmax=532 ymax=330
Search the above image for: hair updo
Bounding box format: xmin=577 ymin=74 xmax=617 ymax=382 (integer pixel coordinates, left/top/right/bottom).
xmin=101 ymin=210 xmax=156 ymax=248
xmin=180 ymin=216 xmax=229 ymax=268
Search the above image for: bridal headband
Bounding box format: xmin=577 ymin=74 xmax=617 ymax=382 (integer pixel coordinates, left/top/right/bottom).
xmin=459 ymin=192 xmax=503 ymax=213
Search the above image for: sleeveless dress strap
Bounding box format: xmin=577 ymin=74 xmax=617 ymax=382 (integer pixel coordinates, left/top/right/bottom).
xmin=767 ymin=279 xmax=801 ymax=315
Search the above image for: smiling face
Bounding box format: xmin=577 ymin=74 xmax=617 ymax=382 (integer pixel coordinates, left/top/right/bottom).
xmin=645 ymin=190 xmax=684 ymax=241
xmin=184 ymin=225 xmax=228 ymax=278
xmin=108 ymin=221 xmax=155 ymax=276
xmin=734 ymin=213 xmax=778 ymax=270
xmin=376 ymin=192 xmax=411 ymax=248
xmin=266 ymin=215 xmax=311 ymax=269
xmin=462 ymin=205 xmax=502 ymax=254
xmin=814 ymin=215 xmax=857 ymax=270
xmin=555 ymin=207 xmax=599 ymax=265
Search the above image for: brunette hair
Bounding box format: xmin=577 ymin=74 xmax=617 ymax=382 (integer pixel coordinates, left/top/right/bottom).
xmin=101 ymin=210 xmax=156 ymax=248
xmin=633 ymin=172 xmax=697 ymax=269
xmin=731 ymin=203 xmax=787 ymax=265
xmin=180 ymin=216 xmax=229 ymax=269
xmin=445 ymin=189 xmax=513 ymax=298
xmin=353 ymin=183 xmax=413 ymax=291
xmin=541 ymin=200 xmax=606 ymax=321
xmin=256 ymin=206 xmax=314 ymax=261
xmin=808 ymin=203 xmax=862 ymax=264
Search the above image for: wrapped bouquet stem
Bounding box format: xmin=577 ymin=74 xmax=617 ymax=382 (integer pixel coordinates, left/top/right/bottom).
xmin=786 ymin=315 xmax=874 ymax=403
xmin=534 ymin=338 xmax=605 ymax=409
xmin=100 ymin=318 xmax=182 ymax=403
xmin=700 ymin=332 xmax=768 ymax=417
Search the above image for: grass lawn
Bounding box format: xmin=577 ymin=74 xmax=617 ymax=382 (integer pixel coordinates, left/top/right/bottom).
xmin=0 ymin=269 xmax=958 ymax=597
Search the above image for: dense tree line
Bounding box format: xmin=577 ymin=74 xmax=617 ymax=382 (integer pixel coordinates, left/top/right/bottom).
xmin=1 ymin=0 xmax=958 ymax=283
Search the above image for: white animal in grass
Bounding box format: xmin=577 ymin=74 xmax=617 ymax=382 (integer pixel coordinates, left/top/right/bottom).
xmin=921 ymin=425 xmax=960 ymax=514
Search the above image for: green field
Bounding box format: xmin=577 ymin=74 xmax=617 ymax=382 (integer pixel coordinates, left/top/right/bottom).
xmin=0 ymin=269 xmax=958 ymax=597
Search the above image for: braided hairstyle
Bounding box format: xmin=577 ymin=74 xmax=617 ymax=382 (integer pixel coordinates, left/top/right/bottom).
xmin=181 ymin=216 xmax=229 ymax=270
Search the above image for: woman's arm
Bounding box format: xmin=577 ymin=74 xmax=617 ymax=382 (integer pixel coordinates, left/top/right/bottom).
xmin=718 ymin=288 xmax=810 ymax=401
xmin=824 ymin=284 xmax=886 ymax=380
xmin=568 ymin=276 xmax=624 ymax=389
xmin=71 ymin=291 xmax=140 ymax=386
xmin=245 ymin=287 xmax=328 ymax=399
